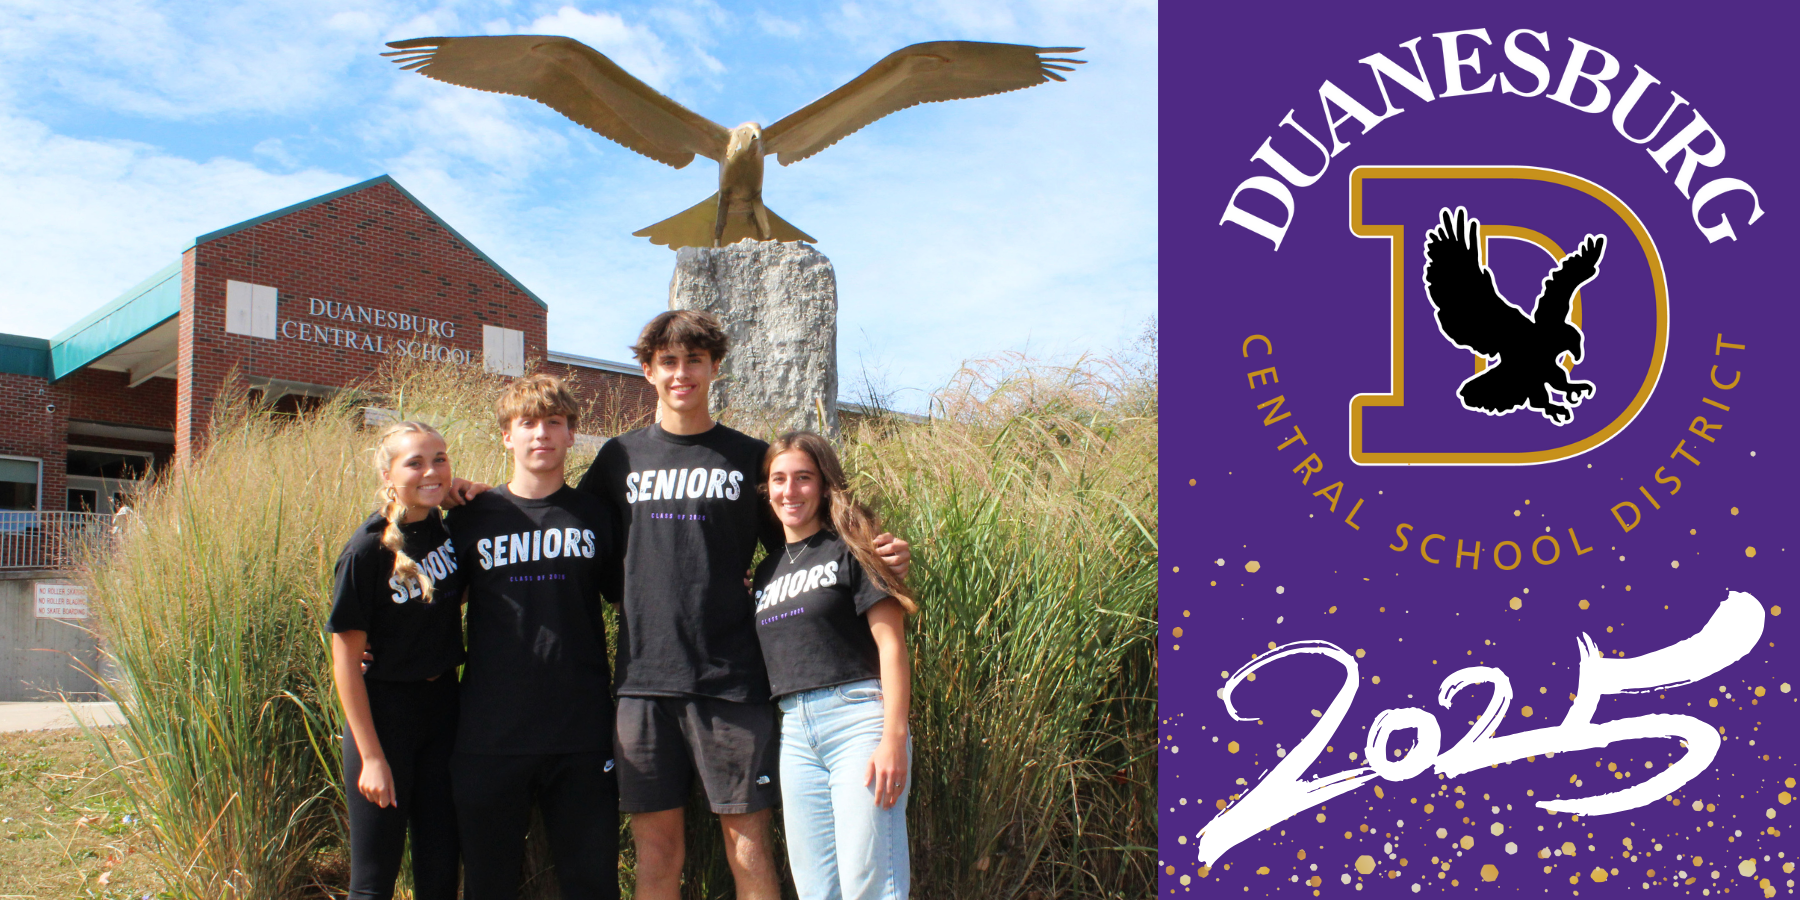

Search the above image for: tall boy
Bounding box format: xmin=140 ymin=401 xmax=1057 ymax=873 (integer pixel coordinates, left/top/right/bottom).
xmin=448 ymin=374 xmax=619 ymax=900
xmin=576 ymin=310 xmax=908 ymax=900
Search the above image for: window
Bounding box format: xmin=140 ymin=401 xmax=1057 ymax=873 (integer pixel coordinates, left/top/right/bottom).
xmin=66 ymin=448 xmax=153 ymax=480
xmin=0 ymin=457 xmax=40 ymax=511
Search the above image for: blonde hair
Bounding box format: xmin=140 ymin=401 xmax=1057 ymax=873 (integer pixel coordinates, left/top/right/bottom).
xmin=495 ymin=373 xmax=581 ymax=433
xmin=373 ymin=421 xmax=446 ymax=601
xmin=764 ymin=431 xmax=916 ymax=614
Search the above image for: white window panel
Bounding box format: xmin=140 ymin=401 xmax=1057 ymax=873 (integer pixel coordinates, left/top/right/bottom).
xmin=251 ymin=284 xmax=277 ymax=338
xmin=484 ymin=325 xmax=525 ymax=376
xmin=225 ymin=280 xmax=278 ymax=339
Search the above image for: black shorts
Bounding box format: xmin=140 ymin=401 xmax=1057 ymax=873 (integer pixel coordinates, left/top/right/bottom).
xmin=614 ymin=696 xmax=779 ymax=815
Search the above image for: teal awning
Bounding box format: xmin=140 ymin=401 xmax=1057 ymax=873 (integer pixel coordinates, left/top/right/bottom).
xmin=49 ymin=260 xmax=181 ymax=380
xmin=0 ymin=333 xmax=51 ymax=379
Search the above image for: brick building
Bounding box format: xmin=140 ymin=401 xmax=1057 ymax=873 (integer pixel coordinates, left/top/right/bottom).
xmin=0 ymin=175 xmax=655 ymax=517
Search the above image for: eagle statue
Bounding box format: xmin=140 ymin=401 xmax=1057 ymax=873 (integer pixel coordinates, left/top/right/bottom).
xmin=1422 ymin=207 xmax=1606 ymax=425
xmin=383 ymin=36 xmax=1084 ymax=249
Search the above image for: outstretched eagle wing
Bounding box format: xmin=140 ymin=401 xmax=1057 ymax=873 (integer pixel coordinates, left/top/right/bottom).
xmin=1530 ymin=234 xmax=1605 ymax=331
xmin=760 ymin=41 xmax=1084 ymax=166
xmin=1423 ymin=207 xmax=1532 ymax=358
xmin=384 ymin=36 xmax=730 ymax=168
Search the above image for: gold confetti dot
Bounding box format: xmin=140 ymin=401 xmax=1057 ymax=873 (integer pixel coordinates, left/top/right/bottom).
xmin=1772 ymin=606 xmax=1782 ymax=617
xmin=1460 ymin=835 xmax=1474 ymax=850
xmin=1739 ymin=859 xmax=1757 ymax=877
xmin=1172 ymin=627 xmax=1183 ymax=638
xmin=1510 ymin=596 xmax=1522 ymax=610
xmin=1481 ymin=863 xmax=1499 ymax=882
xmin=1755 ymin=686 xmax=1766 ymax=697
xmin=1298 ymin=849 xmax=1307 ymax=860
xmin=1374 ymin=785 xmax=1384 ymax=799
xmin=1490 ymin=822 xmax=1504 ymax=836
xmin=1591 ymin=867 xmax=1608 ymax=882
xmin=1779 ymin=792 xmax=1792 ymax=806
xmin=1245 ymin=560 xmax=1262 ymax=573
xmin=1710 ymin=698 xmax=1719 ymax=707
xmin=1172 ymin=566 xmax=1179 ymax=573
xmin=1425 ymin=803 xmax=1434 ymax=813
xmin=1731 ymin=506 xmax=1739 ymax=515
xmin=1356 ymin=855 xmax=1376 ymax=875
xmin=1227 ymin=741 xmax=1239 ymax=754
xmin=1521 ymin=706 xmax=1534 ymax=717
xmin=1746 ymin=546 xmax=1757 ymax=558
xmin=1256 ymin=866 xmax=1270 ymax=875
xmin=1562 ymin=841 xmax=1578 ymax=856
xmin=1372 ymin=675 xmax=1381 ymax=684
xmin=1188 ymin=478 xmax=1196 ymax=486
xmin=1579 ymin=598 xmax=1590 ymax=610
xmin=1317 ymin=812 xmax=1327 ymax=823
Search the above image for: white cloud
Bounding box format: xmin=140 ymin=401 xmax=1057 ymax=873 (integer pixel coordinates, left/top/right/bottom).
xmin=0 ymin=0 xmax=391 ymax=119
xmin=754 ymin=12 xmax=805 ymax=39
xmin=0 ymin=108 xmax=351 ymax=337
xmin=517 ymin=7 xmax=679 ymax=91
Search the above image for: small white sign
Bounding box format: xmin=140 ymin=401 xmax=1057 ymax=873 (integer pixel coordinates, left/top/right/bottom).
xmin=35 ymin=582 xmax=90 ymax=620
xmin=484 ymin=324 xmax=526 ymax=376
xmin=225 ymin=280 xmax=279 ymax=339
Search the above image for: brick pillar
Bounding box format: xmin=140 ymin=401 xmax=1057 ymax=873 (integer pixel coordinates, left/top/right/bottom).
xmin=174 ymin=247 xmax=215 ymax=467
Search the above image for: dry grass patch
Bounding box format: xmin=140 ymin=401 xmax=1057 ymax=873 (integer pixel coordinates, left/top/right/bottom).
xmin=0 ymin=727 xmax=162 ymax=899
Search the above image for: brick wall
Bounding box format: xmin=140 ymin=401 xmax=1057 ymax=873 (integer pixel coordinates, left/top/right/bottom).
xmin=0 ymin=373 xmax=68 ymax=510
xmin=542 ymin=361 xmax=659 ymax=434
xmin=61 ymin=368 xmax=177 ymax=431
xmin=177 ymin=180 xmax=549 ymax=462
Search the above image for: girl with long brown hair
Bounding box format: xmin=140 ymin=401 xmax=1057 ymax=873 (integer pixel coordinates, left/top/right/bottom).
xmin=325 ymin=421 xmax=466 ymax=900
xmin=751 ymin=431 xmax=915 ymax=900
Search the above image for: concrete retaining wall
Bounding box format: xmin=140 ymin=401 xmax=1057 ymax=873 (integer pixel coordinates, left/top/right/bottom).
xmin=0 ymin=571 xmax=105 ymax=700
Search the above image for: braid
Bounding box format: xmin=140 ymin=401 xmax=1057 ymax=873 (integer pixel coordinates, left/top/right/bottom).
xmin=373 ymin=421 xmax=444 ymax=602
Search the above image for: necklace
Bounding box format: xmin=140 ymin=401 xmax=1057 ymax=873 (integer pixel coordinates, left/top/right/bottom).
xmin=784 ymin=535 xmax=809 ymax=565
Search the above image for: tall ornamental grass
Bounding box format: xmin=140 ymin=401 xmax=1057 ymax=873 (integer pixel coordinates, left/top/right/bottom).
xmin=843 ymin=354 xmax=1157 ymax=899
xmin=80 ymin=361 xmax=560 ymax=898
xmin=80 ymin=351 xmax=1155 ymax=899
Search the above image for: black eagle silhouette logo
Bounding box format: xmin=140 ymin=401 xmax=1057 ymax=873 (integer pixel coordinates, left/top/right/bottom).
xmin=1422 ymin=207 xmax=1606 ymax=425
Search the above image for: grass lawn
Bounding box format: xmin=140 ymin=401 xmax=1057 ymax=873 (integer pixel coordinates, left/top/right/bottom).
xmin=0 ymin=728 xmax=163 ymax=900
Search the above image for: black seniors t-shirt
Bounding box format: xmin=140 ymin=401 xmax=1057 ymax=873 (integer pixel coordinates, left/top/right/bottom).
xmin=751 ymin=531 xmax=891 ymax=699
xmin=326 ymin=510 xmax=466 ymax=682
xmin=446 ymin=485 xmax=615 ymax=755
xmin=577 ymin=422 xmax=776 ymax=703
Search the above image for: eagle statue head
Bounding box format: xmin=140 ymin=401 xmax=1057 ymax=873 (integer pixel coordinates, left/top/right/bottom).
xmin=727 ymin=123 xmax=764 ymax=160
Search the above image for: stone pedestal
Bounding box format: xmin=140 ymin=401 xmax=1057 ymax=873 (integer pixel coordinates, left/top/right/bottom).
xmin=669 ymin=241 xmax=838 ymax=436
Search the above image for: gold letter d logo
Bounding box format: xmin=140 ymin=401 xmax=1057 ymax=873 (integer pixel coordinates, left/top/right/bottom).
xmin=1348 ymin=167 xmax=1669 ymax=465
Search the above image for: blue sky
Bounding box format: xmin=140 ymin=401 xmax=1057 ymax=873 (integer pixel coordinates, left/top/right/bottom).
xmin=0 ymin=0 xmax=1156 ymax=412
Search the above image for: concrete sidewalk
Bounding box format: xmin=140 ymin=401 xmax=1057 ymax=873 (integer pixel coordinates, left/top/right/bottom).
xmin=0 ymin=701 xmax=124 ymax=732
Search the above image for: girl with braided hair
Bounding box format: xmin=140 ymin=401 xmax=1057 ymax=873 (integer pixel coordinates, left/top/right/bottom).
xmin=325 ymin=421 xmax=467 ymax=900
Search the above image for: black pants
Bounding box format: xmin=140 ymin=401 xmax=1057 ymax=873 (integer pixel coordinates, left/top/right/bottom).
xmin=343 ymin=675 xmax=461 ymax=900
xmin=452 ymin=750 xmax=620 ymax=900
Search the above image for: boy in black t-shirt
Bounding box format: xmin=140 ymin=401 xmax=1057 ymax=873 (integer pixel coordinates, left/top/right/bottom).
xmin=447 ymin=374 xmax=619 ymax=900
xmin=573 ymin=311 xmax=910 ymax=900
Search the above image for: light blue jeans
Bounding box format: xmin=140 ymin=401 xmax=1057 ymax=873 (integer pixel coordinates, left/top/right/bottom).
xmin=777 ymin=679 xmax=911 ymax=900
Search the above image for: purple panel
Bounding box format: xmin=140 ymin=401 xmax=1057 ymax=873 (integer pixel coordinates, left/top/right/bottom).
xmin=1160 ymin=5 xmax=1795 ymax=897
